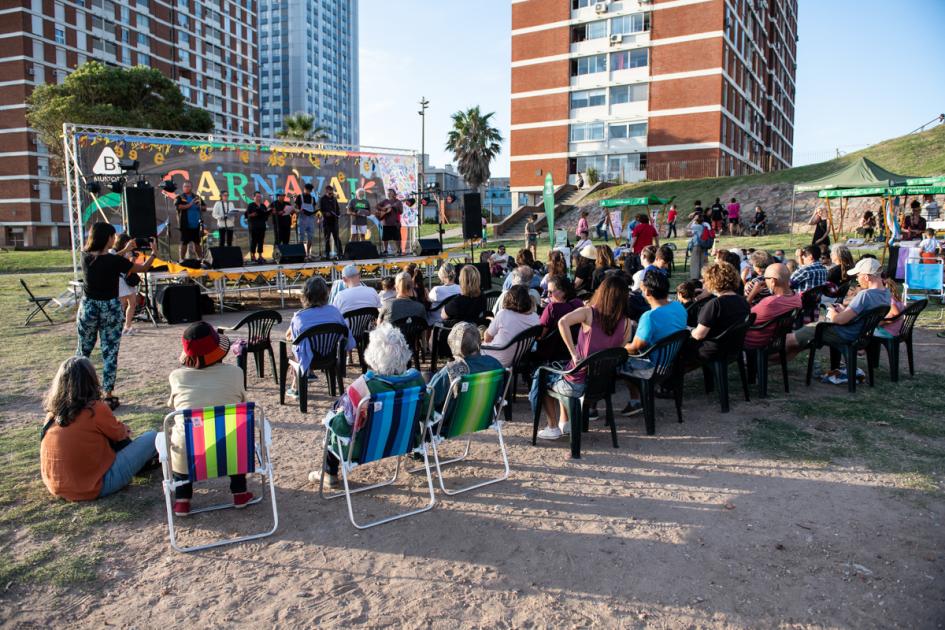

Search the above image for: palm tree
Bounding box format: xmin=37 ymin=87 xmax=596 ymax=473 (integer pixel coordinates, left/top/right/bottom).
xmin=277 ymin=112 xmax=328 ymax=142
xmin=445 ymin=106 xmax=503 ymax=195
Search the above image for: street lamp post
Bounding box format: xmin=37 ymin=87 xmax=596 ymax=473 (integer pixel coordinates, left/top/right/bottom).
xmin=418 ymin=97 xmax=430 ymax=248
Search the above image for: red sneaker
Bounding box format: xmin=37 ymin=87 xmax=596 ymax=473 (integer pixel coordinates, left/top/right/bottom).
xmin=173 ymin=499 xmax=191 ymax=517
xmin=232 ymin=491 xmax=254 ymax=508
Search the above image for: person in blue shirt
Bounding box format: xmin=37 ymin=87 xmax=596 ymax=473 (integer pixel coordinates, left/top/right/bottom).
xmin=619 ymin=269 xmax=688 ymax=415
xmin=174 ymin=180 xmax=204 ymax=262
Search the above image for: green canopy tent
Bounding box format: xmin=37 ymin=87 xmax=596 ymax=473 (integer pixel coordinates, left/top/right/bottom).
xmin=599 ymin=195 xmax=675 ymax=244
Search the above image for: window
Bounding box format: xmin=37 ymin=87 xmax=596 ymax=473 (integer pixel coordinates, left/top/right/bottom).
xmin=570 ymin=122 xmax=605 ymax=142
xmin=571 ymin=20 xmax=607 ymax=42
xmin=608 ymin=122 xmax=648 ymax=139
xmin=611 ymin=13 xmax=650 ymax=35
xmin=55 ymin=28 xmax=65 ymax=44
xmin=610 ymin=83 xmax=648 ymax=104
xmin=611 ymin=48 xmax=648 ymax=70
xmin=575 ymin=155 xmax=605 ymax=173
xmin=572 ymin=0 xmax=595 ymax=8
xmin=570 ymin=54 xmax=606 ymax=76
xmin=571 ymin=88 xmax=606 ymax=109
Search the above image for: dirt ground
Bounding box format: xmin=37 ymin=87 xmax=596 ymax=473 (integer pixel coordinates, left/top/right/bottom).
xmin=2 ymin=308 xmax=944 ymax=629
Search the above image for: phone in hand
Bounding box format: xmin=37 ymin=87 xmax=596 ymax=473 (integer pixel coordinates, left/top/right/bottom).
xmin=133 ymin=237 xmax=152 ymax=249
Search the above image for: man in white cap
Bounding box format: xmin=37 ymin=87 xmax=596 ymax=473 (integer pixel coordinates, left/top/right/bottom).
xmin=787 ymin=256 xmax=890 ymax=356
xmin=331 ymin=264 xmax=382 ymax=315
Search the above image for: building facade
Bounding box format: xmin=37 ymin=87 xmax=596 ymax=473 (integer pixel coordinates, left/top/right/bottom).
xmin=484 ymin=177 xmax=512 ymax=220
xmin=0 ymin=0 xmax=258 ymax=248
xmin=257 ymin=0 xmax=358 ymax=146
xmin=510 ymin=0 xmax=797 ymax=207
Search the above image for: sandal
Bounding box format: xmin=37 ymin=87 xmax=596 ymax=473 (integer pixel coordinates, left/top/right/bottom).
xmin=104 ymin=396 xmax=120 ymax=410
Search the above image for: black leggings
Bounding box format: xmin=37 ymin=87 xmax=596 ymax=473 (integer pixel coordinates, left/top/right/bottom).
xmin=173 ymin=473 xmax=247 ymax=500
xmin=249 ymin=227 xmax=266 ymax=256
xmin=219 ymin=228 xmax=233 ymax=247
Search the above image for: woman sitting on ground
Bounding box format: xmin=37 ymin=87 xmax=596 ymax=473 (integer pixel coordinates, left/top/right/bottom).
xmin=40 ymin=357 xmax=157 ymax=501
xmin=443 ymin=265 xmax=487 ymax=323
xmin=532 ymin=276 xmax=632 ymax=440
xmin=684 ymin=262 xmax=750 ymax=368
xmin=167 ymin=322 xmax=251 ymax=516
xmin=591 ymin=244 xmax=616 ymax=290
xmin=827 ymin=243 xmax=855 ymax=287
xmin=743 ymin=250 xmax=774 ymax=304
xmin=430 ymin=322 xmax=504 ymax=411
xmin=428 ymin=263 xmax=461 ymax=325
xmin=312 ymin=323 xmax=427 ymax=488
xmin=286 ymin=276 xmax=355 ymax=398
xmin=483 ymin=285 xmax=541 ymax=367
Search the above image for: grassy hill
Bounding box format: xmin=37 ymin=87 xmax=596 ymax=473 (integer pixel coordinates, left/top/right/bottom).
xmin=590 ymin=123 xmax=945 ymax=211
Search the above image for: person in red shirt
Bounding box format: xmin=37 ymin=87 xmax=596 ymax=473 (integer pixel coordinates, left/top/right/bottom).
xmin=744 ymin=262 xmax=802 ymax=349
xmin=665 ymin=204 xmax=678 ymax=238
xmin=630 ymin=213 xmax=659 ymax=254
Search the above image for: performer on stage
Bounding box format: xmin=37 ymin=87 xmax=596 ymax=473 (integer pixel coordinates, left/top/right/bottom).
xmin=211 ymin=190 xmax=239 ymax=247
xmin=271 ymin=191 xmax=293 ymax=246
xmin=295 ymin=182 xmax=319 ymax=258
xmin=347 ymin=188 xmax=371 ymax=243
xmin=245 ymin=191 xmax=271 ymax=264
xmin=319 ymin=185 xmax=342 ymax=258
xmin=378 ymin=188 xmax=403 ymax=256
xmin=174 ymin=180 xmax=204 ymax=262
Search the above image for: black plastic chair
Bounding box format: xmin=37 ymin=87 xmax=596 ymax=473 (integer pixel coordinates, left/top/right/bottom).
xmin=795 ymin=284 xmax=830 ymax=329
xmin=867 ymin=299 xmax=927 ymax=382
xmin=692 ymin=313 xmax=754 ymax=413
xmin=618 ymin=329 xmax=689 ymax=436
xmin=744 ymin=308 xmax=798 ymax=398
xmin=279 ymin=323 xmax=348 ymax=413
xmin=482 ymin=325 xmax=543 ymax=421
xmin=531 ymin=347 xmax=629 ymax=459
xmin=343 ymin=307 xmax=378 ymax=373
xmin=223 ymin=309 xmax=282 ymax=389
xmin=832 ymin=280 xmax=853 ymax=304
xmin=20 ymin=279 xmax=53 ymax=326
xmin=804 ymin=305 xmax=889 ymax=393
xmin=391 ymin=315 xmax=430 ymax=369
xmin=429 ymin=320 xmax=458 ymax=373
xmin=483 ymin=290 xmax=502 ymax=317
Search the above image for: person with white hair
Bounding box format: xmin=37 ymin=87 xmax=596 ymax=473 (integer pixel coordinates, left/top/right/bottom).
xmin=494 ymin=265 xmax=540 ymax=314
xmin=311 ymin=323 xmax=427 ymax=488
xmin=429 ymin=322 xmax=503 ymax=410
xmin=331 ymin=264 xmax=382 ymax=314
xmin=378 ymin=271 xmax=427 ymax=323
xmin=347 ymin=188 xmax=371 ymax=242
xmin=427 ymin=263 xmax=461 ymax=324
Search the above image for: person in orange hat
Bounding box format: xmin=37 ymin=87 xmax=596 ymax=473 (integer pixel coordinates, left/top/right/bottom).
xmin=167 ymin=321 xmax=251 ymax=516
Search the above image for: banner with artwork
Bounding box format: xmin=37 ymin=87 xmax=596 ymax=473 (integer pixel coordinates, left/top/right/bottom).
xmin=74 ymin=132 xmax=418 ymax=252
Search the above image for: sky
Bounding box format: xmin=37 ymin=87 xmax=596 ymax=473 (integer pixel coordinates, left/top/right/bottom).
xmin=359 ymin=0 xmax=945 ymax=175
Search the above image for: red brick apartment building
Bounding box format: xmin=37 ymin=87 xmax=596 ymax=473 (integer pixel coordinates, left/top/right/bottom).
xmin=0 ymin=0 xmax=258 ymax=248
xmin=510 ymin=0 xmax=797 ymax=208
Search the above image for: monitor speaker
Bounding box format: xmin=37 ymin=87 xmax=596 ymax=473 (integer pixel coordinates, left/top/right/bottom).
xmin=155 ymin=284 xmax=202 ymax=324
xmin=344 ymin=241 xmax=379 ymax=260
xmin=274 ymin=243 xmax=306 ymax=264
xmin=462 ymin=193 xmax=483 ymax=240
xmin=208 ymin=246 xmax=244 ymax=269
xmin=125 ymin=186 xmax=156 ymax=238
xmin=414 ymin=238 xmax=442 ymax=256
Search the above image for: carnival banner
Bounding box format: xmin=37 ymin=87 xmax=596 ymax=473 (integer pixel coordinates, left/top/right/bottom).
xmin=74 ymin=132 xmax=418 ymax=252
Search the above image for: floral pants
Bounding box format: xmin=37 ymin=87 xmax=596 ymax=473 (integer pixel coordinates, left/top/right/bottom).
xmin=76 ymin=298 xmax=123 ymax=393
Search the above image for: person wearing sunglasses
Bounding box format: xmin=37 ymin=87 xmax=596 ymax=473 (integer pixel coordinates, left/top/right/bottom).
xmin=744 ymin=263 xmax=802 ymax=349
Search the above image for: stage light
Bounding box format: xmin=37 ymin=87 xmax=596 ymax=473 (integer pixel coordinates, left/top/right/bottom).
xmin=160 ymin=179 xmax=177 ymax=193
xmin=86 ymin=181 xmax=102 ymax=195
xmin=119 ymin=158 xmax=140 ymax=172
xmin=404 ymin=196 xmax=416 ymax=207
xmin=134 ymin=177 xmax=151 ymax=188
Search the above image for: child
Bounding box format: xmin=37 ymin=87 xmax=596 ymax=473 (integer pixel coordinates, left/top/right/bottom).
xmin=525 ymin=214 xmax=539 ymax=259
xmin=378 ymin=276 xmax=396 ymax=303
xmin=919 ymin=228 xmax=941 ymax=262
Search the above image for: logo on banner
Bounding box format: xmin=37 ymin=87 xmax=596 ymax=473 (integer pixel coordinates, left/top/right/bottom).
xmin=92 ymin=147 xmax=123 ymax=175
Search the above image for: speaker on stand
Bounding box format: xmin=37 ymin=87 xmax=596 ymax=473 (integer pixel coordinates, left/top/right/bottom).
xmin=462 ymin=192 xmax=483 ymax=265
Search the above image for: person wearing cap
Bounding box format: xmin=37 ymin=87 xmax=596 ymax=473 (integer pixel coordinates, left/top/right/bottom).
xmin=295 ymin=182 xmax=319 ymax=257
xmin=377 ymin=188 xmax=403 ymax=256
xmin=787 ymin=256 xmax=890 ymax=356
xmin=167 ymin=322 xmax=250 ymax=516
xmin=331 ymin=264 xmax=382 ymax=314
xmin=347 ymin=188 xmax=371 ymax=243
xmin=271 ymin=191 xmax=293 ymax=246
xmin=286 ymin=277 xmax=356 ymax=398
xmin=318 ymin=184 xmax=343 ymax=259
xmin=573 ymin=243 xmax=597 ymax=291
xmin=429 ymin=322 xmax=503 ymax=412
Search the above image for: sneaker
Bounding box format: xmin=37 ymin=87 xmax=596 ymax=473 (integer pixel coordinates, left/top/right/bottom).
xmin=537 ymin=427 xmax=563 ymax=440
xmin=232 ymin=491 xmax=254 ymax=508
xmin=122 ymin=327 xmax=135 ymax=336
xmin=558 ymin=421 xmax=571 ymax=435
xmin=621 ymin=400 xmax=643 ymax=416
xmin=285 ymin=387 xmax=299 ymax=399
xmin=173 ymin=499 xmax=191 ymax=517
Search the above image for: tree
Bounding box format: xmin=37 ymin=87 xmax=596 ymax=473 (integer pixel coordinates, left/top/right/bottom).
xmin=27 ymin=61 xmax=213 ymax=174
xmin=277 ymin=113 xmax=328 ymax=142
xmin=445 ymin=106 xmax=503 ymax=195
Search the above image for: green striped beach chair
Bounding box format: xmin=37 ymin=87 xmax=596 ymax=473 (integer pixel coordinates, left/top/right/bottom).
xmin=424 ymin=367 xmax=512 ymax=495
xmin=155 ymin=402 xmax=278 ymax=552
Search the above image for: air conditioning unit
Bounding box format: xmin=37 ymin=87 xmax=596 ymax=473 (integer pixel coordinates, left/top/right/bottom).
xmin=26 ymin=66 xmax=34 ymax=75
xmin=32 ymin=184 xmax=40 ymax=191
xmin=594 ymin=3 xmax=607 ymax=14
xmin=610 ymin=34 xmax=623 ymax=44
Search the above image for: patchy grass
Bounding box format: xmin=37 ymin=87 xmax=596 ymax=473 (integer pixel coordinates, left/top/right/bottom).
xmin=0 ymin=249 xmax=73 ymax=274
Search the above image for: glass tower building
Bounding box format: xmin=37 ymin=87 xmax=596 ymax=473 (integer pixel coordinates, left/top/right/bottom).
xmin=257 ymin=0 xmax=359 ymax=146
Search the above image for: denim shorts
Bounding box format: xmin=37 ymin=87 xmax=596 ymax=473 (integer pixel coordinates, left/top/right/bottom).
xmin=550 ymin=374 xmax=586 ymax=397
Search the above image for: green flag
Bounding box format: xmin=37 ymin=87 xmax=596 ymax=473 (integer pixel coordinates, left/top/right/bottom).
xmin=542 ymin=173 xmax=554 ymax=247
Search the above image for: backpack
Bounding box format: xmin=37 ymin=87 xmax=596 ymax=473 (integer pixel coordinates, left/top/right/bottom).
xmin=699 ymin=225 xmax=715 ymax=248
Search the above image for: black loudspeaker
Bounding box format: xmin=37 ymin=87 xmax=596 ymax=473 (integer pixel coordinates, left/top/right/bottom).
xmin=155 ymin=284 xmax=202 ymax=324
xmin=414 ymin=238 xmax=442 ymax=256
xmin=462 ymin=193 xmax=483 ymax=240
xmin=344 ymin=241 xmax=379 ymax=260
xmin=208 ymin=246 xmax=244 ymax=269
xmin=274 ymin=243 xmax=306 ymax=264
xmin=456 ymin=262 xmax=492 ymax=284
xmin=125 ymin=186 xmax=157 ymax=238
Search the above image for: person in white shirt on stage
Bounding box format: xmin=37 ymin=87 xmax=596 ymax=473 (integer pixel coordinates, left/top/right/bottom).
xmin=211 ymin=190 xmax=239 ymax=247
xmin=331 ymin=264 xmax=382 ymax=314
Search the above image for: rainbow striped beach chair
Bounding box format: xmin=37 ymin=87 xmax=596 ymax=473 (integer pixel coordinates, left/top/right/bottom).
xmin=421 ymin=367 xmax=512 ymax=495
xmin=320 ymin=384 xmax=435 ymax=529
xmin=155 ymin=402 xmax=278 ymax=552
